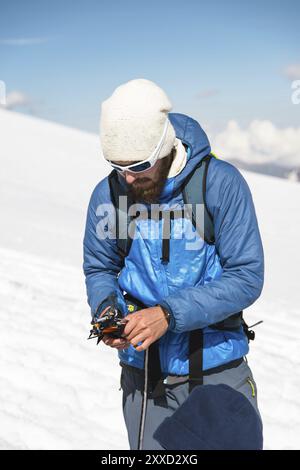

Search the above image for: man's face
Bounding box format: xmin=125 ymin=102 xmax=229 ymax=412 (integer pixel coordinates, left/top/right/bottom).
xmin=113 ymin=150 xmax=174 ymax=204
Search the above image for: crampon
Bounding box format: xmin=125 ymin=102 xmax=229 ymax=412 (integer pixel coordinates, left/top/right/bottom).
xmin=87 ymin=302 xmax=126 ymax=345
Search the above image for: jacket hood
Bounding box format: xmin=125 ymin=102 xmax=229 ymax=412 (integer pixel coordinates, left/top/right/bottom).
xmin=159 ymin=112 xmax=211 ymax=202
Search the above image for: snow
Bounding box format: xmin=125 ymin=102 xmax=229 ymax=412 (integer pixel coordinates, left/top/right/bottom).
xmin=0 ymin=108 xmax=300 ymax=450
xmin=0 ymin=246 xmax=127 ymax=450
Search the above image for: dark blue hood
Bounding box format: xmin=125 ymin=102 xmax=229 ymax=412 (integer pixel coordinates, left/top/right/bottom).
xmin=159 ymin=112 xmax=211 ymax=202
xmin=168 ymin=112 xmax=211 ymax=170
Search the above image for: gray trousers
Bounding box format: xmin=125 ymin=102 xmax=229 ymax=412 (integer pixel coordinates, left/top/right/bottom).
xmin=120 ymin=357 xmax=262 ymax=450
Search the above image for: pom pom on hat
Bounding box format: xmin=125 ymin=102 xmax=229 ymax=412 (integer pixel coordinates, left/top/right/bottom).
xmin=100 ymin=78 xmax=176 ymax=163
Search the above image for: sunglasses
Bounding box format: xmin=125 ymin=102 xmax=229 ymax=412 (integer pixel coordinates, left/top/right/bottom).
xmin=107 ymin=118 xmax=170 ymax=174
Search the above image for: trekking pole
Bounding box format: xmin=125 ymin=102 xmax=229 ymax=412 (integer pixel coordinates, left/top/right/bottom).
xmin=138 ymin=347 xmax=149 ymax=450
xmin=248 ymin=320 xmax=263 ymax=329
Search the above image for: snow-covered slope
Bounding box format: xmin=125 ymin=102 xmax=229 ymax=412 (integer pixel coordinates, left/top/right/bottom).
xmin=0 ymin=109 xmax=299 ymax=450
xmin=0 ymin=108 xmax=110 ymax=266
xmin=0 ymin=246 xmax=127 ymax=450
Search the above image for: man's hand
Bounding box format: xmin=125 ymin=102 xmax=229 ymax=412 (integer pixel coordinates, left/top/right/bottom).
xmin=99 ymin=305 xmax=131 ymax=350
xmin=123 ymin=306 xmax=169 ymax=352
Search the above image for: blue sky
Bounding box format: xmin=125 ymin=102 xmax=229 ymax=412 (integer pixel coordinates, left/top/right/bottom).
xmin=0 ymin=0 xmax=299 ymax=133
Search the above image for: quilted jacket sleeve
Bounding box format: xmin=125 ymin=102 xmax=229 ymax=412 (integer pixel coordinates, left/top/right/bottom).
xmin=82 ymin=178 xmax=126 ymax=317
xmin=159 ymin=159 xmax=265 ymax=333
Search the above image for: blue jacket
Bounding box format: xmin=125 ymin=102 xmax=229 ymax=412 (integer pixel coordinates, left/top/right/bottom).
xmin=83 ymin=113 xmax=264 ymax=375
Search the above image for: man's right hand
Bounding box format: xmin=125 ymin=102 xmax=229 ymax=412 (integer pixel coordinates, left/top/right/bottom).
xmin=99 ymin=305 xmax=131 ymax=350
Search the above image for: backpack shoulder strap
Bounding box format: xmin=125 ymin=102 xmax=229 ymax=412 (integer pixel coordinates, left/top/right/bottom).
xmin=108 ymin=170 xmax=135 ymax=260
xmin=182 ymin=153 xmax=216 ymax=244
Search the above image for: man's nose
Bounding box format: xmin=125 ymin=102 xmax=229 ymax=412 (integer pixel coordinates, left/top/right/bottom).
xmin=124 ymin=171 xmax=137 ymax=184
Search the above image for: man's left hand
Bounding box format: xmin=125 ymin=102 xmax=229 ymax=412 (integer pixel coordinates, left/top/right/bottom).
xmin=123 ymin=306 xmax=169 ymax=351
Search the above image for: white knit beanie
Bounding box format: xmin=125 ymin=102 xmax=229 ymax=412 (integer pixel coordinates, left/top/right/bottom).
xmin=100 ymin=78 xmax=176 ymax=162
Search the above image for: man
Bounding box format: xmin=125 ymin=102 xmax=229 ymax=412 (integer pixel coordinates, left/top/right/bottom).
xmin=83 ymin=78 xmax=264 ymax=450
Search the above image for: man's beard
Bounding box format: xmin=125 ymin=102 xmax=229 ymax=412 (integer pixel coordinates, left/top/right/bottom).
xmin=127 ymin=151 xmax=174 ymax=204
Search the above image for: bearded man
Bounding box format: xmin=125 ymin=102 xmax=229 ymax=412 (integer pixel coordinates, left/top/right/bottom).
xmin=83 ymin=78 xmax=264 ymax=450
